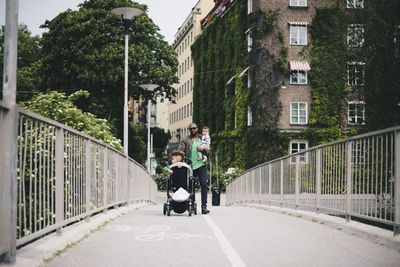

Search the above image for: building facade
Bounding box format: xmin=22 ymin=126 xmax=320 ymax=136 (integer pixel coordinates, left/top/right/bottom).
xmin=169 ymin=0 xmax=214 ymax=145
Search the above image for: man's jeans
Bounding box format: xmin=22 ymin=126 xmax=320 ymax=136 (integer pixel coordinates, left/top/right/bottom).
xmin=193 ymin=164 xmax=208 ymax=208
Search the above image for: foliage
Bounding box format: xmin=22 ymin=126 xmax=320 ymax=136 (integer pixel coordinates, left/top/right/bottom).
xmin=358 ymin=0 xmax=400 ymax=129
xmin=19 ymin=90 xmax=123 ymax=151
xmin=0 ymin=24 xmax=42 ymax=102
xmin=39 ymin=0 xmax=178 ymax=140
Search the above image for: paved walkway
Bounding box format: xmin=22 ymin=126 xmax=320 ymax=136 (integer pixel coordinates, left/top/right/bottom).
xmin=41 ymin=204 xmax=400 ymax=267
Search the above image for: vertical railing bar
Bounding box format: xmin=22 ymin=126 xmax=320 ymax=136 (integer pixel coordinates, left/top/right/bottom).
xmin=33 ymin=120 xmax=38 ymax=233
xmin=295 ymin=155 xmax=299 ymax=209
xmin=280 ymin=161 xmax=283 ymax=208
xmin=394 ymin=130 xmax=400 ymax=235
xmin=85 ymin=139 xmax=91 ymax=221
xmin=380 ymin=135 xmax=384 ymax=220
xmin=362 ymin=138 xmax=366 ymax=217
xmin=103 ymin=147 xmax=108 ymax=212
xmin=384 ymin=134 xmax=388 ymax=221
xmin=355 ymin=140 xmax=359 ymax=216
xmin=55 ymin=127 xmax=64 ymax=234
xmin=366 ymin=136 xmax=370 ymax=217
xmin=346 ymin=141 xmax=353 ymax=222
xmin=38 ymin=122 xmax=43 ymax=231
xmin=17 ymin=116 xmax=23 ymax=238
xmin=51 ymin=126 xmax=55 ymax=225
xmin=21 ymin=117 xmax=28 ymax=238
xmin=390 ymin=132 xmax=394 ymax=222
xmin=316 ymin=149 xmax=321 ymax=214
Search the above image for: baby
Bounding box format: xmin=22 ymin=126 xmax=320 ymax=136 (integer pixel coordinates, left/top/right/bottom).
xmin=168 ymin=150 xmax=185 ymax=174
xmin=198 ymin=126 xmax=211 ymax=163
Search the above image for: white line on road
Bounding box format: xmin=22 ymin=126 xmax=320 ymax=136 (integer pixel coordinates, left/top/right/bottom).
xmin=203 ymin=215 xmax=246 ymax=267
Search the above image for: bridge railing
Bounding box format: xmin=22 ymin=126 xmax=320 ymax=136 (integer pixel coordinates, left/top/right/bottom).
xmin=0 ymin=101 xmax=157 ymax=250
xmin=226 ymin=126 xmax=400 ymax=235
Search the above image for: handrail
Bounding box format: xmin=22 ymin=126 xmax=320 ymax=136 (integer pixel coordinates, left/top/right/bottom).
xmin=0 ymin=102 xmax=158 ymax=248
xmin=226 ymin=126 xmax=400 ymax=235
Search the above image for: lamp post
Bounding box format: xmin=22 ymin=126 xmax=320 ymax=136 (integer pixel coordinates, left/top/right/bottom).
xmin=111 ymin=7 xmax=144 ymax=156
xmin=140 ymin=84 xmax=159 ymax=172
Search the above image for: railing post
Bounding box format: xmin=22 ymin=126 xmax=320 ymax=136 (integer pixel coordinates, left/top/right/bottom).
xmin=280 ymin=161 xmax=284 ymax=208
xmin=85 ymin=140 xmax=91 ymax=222
xmin=295 ymin=155 xmax=300 ymax=210
xmin=1 ymin=0 xmax=18 ymax=263
xmin=268 ymin=164 xmax=272 ymax=205
xmin=316 ymin=149 xmax=321 ymax=215
xmin=55 ymin=127 xmax=64 ymax=235
xmin=259 ymin=167 xmax=262 ymax=203
xmin=394 ymin=130 xmax=400 ymax=236
xmin=346 ymin=141 xmax=353 ymax=222
xmin=103 ymin=148 xmax=108 ymax=213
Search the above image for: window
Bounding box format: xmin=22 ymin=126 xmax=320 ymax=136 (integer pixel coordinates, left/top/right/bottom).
xmin=346 ymin=0 xmax=363 ymax=9
xmin=187 ymin=104 xmax=189 ymax=117
xmin=347 ymin=62 xmax=365 ymax=86
xmin=347 ymin=25 xmax=364 ymax=48
xmin=247 ymin=106 xmax=253 ymax=126
xmin=184 ymin=105 xmax=186 ymax=118
xmin=290 ymin=70 xmax=307 ymax=85
xmin=246 ymin=31 xmax=252 ymax=52
xmin=190 ymin=102 xmax=192 ymax=116
xmin=247 ymin=0 xmax=253 ymax=14
xmin=348 ymin=101 xmax=365 ymax=125
xmin=290 ymin=0 xmax=307 ymax=7
xmin=190 ymin=78 xmax=193 ymax=91
xmin=290 ymin=25 xmax=307 ymax=45
xmin=290 ymin=102 xmax=307 ymax=124
xmin=290 ymin=141 xmax=308 ymax=163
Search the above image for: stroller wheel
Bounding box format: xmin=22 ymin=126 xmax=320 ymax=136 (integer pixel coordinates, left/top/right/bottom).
xmin=163 ymin=203 xmax=166 ymax=215
xmin=166 ymin=205 xmax=171 ymax=216
xmin=188 ymin=205 xmax=192 ymax=217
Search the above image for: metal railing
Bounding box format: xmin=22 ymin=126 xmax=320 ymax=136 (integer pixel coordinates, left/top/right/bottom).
xmin=226 ymin=126 xmax=400 ymax=235
xmin=1 ymin=102 xmax=157 ymax=252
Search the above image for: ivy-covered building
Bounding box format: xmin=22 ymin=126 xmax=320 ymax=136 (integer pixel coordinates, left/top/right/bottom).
xmin=191 ymin=0 xmax=400 ymax=171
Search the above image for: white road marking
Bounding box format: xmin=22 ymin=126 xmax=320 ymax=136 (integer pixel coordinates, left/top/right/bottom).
xmin=203 ymin=215 xmax=246 ymax=267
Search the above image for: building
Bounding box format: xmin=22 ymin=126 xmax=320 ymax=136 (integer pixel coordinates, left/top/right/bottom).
xmin=191 ymin=0 xmax=370 ymax=169
xmin=168 ymin=0 xmax=214 ymax=147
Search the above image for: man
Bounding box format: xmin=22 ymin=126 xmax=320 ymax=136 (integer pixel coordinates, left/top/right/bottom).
xmin=178 ymin=123 xmax=210 ymax=214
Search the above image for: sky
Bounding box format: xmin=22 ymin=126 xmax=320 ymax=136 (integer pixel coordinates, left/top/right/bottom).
xmin=0 ymin=0 xmax=200 ymax=44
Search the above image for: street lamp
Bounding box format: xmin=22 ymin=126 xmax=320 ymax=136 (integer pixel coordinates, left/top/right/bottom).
xmin=111 ymin=7 xmax=144 ymax=156
xmin=140 ymin=84 xmax=159 ymax=172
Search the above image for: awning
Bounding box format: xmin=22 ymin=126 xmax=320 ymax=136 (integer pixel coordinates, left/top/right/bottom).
xmin=238 ymin=66 xmax=251 ymax=78
xmin=226 ymin=75 xmax=235 ymax=85
xmin=289 ymin=21 xmax=309 ymax=26
xmin=290 ymin=61 xmax=311 ymax=71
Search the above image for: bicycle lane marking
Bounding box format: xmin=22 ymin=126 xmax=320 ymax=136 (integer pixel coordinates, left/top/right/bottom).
xmin=203 ymin=215 xmax=246 ymax=267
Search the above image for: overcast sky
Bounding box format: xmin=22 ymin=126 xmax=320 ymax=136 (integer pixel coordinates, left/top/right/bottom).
xmin=0 ymin=0 xmax=200 ymax=44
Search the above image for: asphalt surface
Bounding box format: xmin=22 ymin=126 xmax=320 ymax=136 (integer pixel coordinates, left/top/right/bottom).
xmin=43 ymin=204 xmax=400 ymax=267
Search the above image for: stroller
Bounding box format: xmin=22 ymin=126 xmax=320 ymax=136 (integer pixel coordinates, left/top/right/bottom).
xmin=163 ymin=158 xmax=197 ymax=216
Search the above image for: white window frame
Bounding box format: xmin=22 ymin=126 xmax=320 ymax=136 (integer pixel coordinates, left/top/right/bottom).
xmin=290 ymin=25 xmax=307 ymax=45
xmin=247 ymin=106 xmax=253 ymax=126
xmin=247 ymin=31 xmax=252 ymax=52
xmin=290 ymin=141 xmax=308 ymax=163
xmin=247 ymin=0 xmax=253 ymax=14
xmin=347 ymin=25 xmax=364 ymax=48
xmin=346 ymin=0 xmax=364 ymax=9
xmin=347 ymin=101 xmax=365 ymax=125
xmin=290 ymin=0 xmax=307 ymax=7
xmin=290 ymin=102 xmax=308 ymax=125
xmin=347 ymin=62 xmax=365 ymax=86
xmin=290 ymin=70 xmax=308 ymax=85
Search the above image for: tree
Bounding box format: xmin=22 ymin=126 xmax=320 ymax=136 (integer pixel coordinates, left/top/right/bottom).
xmin=0 ymin=24 xmax=42 ymax=102
xmin=39 ymin=0 xmax=178 ymax=139
xmin=19 ymin=90 xmax=123 ymax=151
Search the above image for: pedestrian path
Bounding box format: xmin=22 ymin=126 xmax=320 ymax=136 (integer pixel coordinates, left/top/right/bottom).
xmin=42 ymin=204 xmax=400 ymax=267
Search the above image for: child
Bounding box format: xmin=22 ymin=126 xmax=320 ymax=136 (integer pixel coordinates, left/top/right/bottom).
xmin=197 ymin=126 xmax=211 ymax=163
xmin=168 ymin=150 xmax=185 ymax=174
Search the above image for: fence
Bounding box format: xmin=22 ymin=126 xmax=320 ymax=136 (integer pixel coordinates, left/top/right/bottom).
xmin=226 ymin=126 xmax=400 ymax=235
xmin=1 ymin=101 xmax=157 ymax=259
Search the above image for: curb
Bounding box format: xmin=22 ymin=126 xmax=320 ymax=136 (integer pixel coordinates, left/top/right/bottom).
xmin=242 ymin=203 xmax=400 ymax=253
xmin=2 ymin=203 xmax=150 ymax=267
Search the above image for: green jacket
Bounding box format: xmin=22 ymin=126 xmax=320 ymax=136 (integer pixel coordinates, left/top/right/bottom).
xmin=178 ymin=134 xmax=202 ymax=158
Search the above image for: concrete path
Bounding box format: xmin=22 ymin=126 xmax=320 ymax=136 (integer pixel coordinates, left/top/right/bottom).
xmin=43 ymin=204 xmax=400 ymax=267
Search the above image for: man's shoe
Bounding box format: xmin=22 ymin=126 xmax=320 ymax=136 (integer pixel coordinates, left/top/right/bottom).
xmin=202 ymin=208 xmax=210 ymax=214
